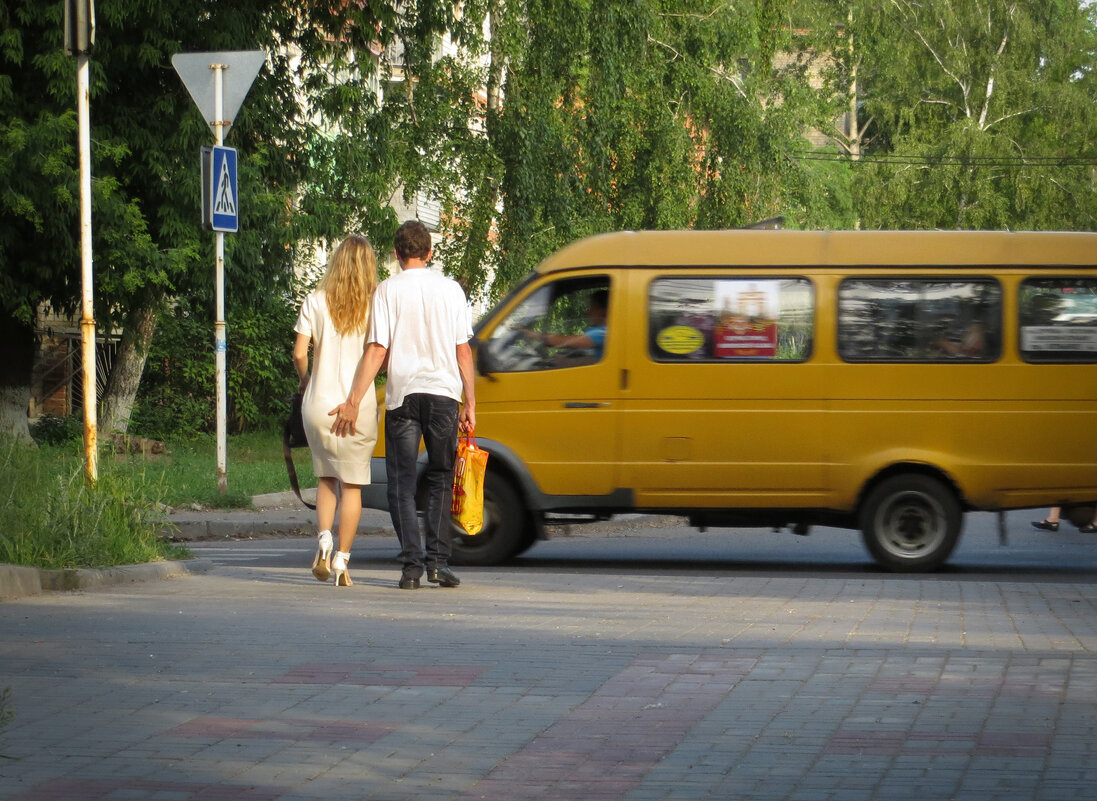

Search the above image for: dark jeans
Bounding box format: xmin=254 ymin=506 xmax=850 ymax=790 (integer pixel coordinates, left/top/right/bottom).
xmin=385 ymin=393 xmax=460 ymax=578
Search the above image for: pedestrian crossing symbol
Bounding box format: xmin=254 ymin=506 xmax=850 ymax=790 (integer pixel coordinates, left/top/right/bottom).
xmin=214 ymin=155 xmax=236 ymax=217
xmin=202 ymin=145 xmax=239 ymax=232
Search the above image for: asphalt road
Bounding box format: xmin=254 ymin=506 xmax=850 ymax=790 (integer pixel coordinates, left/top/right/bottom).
xmin=185 ymin=510 xmax=1097 ymax=583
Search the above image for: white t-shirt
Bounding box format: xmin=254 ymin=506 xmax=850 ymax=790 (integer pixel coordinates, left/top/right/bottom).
xmin=369 ymin=267 xmax=473 ymax=410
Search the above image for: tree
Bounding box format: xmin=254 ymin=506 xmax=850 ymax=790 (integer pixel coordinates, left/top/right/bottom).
xmin=0 ymin=0 xmax=406 ymax=438
xmin=808 ymin=0 xmax=1097 ymax=231
xmin=382 ymin=0 xmax=844 ymax=303
xmin=489 ymin=0 xmax=841 ymax=289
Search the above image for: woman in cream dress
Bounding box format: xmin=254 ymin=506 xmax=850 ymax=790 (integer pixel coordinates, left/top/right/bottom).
xmin=293 ymin=235 xmax=379 ymax=586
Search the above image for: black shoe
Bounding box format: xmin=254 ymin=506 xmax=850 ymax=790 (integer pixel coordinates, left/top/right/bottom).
xmin=1032 ymin=519 xmax=1059 ymax=532
xmin=1080 ymin=524 xmax=1097 ymax=534
xmin=426 ymin=567 xmax=460 ymax=587
xmin=398 ymin=576 xmax=420 ymax=590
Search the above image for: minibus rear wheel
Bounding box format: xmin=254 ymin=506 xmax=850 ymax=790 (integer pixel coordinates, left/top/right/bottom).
xmin=859 ymin=474 xmax=961 ymax=572
xmin=450 ymin=473 xmax=529 ymax=566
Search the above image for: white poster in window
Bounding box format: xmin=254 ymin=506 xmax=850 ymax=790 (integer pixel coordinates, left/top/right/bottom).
xmin=1022 ymin=326 xmax=1097 ymax=352
xmin=713 ymin=281 xmax=780 ymax=358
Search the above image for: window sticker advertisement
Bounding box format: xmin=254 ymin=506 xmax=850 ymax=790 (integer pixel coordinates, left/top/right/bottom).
xmin=713 ymin=281 xmax=780 ymax=358
xmin=648 ymin=277 xmax=813 ymax=362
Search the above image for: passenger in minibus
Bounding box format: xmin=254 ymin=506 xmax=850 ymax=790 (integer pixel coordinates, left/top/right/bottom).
xmin=935 ymin=315 xmax=986 ymax=357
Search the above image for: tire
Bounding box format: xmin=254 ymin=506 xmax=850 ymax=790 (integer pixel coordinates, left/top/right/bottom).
xmin=450 ymin=473 xmax=531 ymax=566
xmin=859 ymin=474 xmax=961 ymax=572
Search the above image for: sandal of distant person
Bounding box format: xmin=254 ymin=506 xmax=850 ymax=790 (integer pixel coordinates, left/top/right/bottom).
xmin=1032 ymin=506 xmax=1097 ymax=534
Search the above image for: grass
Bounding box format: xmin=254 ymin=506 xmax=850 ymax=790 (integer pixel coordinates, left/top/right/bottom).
xmin=1 ymin=428 xmax=312 ymax=569
xmin=0 ymin=437 xmax=190 ymax=569
xmin=30 ymin=428 xmax=316 ymax=510
xmin=133 ymin=430 xmax=318 ymax=509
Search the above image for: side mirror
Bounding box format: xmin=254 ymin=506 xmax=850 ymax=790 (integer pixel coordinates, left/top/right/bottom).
xmin=473 ymin=336 xmax=498 ymax=381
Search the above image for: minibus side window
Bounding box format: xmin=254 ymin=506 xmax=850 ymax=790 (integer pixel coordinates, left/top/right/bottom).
xmin=838 ymin=278 xmax=1002 ymax=362
xmin=648 ymin=277 xmax=813 ymax=362
xmin=481 ymin=276 xmax=611 ymax=372
xmin=1019 ymin=278 xmax=1097 ymax=363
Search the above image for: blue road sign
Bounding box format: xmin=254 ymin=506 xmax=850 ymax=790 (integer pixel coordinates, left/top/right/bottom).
xmin=210 ymin=145 xmax=238 ymax=232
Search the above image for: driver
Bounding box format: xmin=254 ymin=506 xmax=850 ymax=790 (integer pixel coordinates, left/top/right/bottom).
xmin=522 ymin=289 xmax=608 ymax=360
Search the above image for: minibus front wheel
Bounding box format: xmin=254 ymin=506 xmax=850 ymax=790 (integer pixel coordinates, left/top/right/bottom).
xmin=859 ymin=474 xmax=962 ymax=572
xmin=450 ymin=473 xmax=531 ymax=567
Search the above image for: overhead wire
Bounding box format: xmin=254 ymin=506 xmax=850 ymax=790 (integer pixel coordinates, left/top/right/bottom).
xmin=790 ymin=151 xmax=1097 ymax=167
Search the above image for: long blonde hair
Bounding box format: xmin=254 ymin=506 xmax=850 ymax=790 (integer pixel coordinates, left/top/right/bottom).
xmin=317 ymin=235 xmax=378 ymax=335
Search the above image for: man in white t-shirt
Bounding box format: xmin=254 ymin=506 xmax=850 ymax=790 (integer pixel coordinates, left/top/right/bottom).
xmin=330 ymin=220 xmax=476 ymax=589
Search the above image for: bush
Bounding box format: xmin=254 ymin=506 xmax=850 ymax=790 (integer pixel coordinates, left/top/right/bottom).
xmin=0 ymin=438 xmax=188 ymax=569
xmin=132 ymin=291 xmax=301 ymax=440
xmin=30 ymin=414 xmax=83 ymax=446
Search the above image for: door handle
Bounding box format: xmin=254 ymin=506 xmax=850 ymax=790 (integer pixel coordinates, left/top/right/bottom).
xmin=563 ymin=402 xmax=609 ymax=408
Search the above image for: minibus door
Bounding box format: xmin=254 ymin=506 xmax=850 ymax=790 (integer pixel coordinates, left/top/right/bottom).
xmin=474 ymin=275 xmax=621 ymax=501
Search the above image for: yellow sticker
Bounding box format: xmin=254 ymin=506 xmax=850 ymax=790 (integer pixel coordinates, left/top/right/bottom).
xmin=657 ymin=325 xmax=704 ymax=355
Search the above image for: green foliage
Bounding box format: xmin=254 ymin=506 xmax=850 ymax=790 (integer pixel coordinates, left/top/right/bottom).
xmin=0 ymin=437 xmax=188 ymax=569
xmin=29 ymin=414 xmax=83 ymax=446
xmin=142 ymin=431 xmax=316 ymax=508
xmin=0 ymin=0 xmax=408 ymax=429
xmin=388 ymin=0 xmax=849 ymax=301
xmin=20 ymin=429 xmax=316 ymax=511
xmin=805 ymin=0 xmax=1097 ymax=231
xmin=4 ymin=0 xmax=1097 ymax=442
xmin=131 ymin=292 xmax=299 ymax=438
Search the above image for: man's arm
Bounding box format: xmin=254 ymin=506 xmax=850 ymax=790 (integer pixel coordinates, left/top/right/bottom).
xmin=456 ymin=342 xmax=476 ymax=433
xmin=329 ymin=341 xmax=388 ymax=436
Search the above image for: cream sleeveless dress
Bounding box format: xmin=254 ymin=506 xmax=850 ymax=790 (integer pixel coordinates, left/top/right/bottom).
xmin=293 ymin=290 xmax=378 ymax=484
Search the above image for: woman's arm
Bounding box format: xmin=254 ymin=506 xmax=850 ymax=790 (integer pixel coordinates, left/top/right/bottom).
xmin=293 ymin=332 xmax=311 ymax=392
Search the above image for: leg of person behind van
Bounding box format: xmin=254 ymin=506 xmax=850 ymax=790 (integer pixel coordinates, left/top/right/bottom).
xmin=1032 ymin=507 xmax=1061 ymax=532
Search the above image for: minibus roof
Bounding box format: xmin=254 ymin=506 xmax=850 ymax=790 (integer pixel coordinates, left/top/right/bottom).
xmin=535 ymin=230 xmax=1097 ymax=274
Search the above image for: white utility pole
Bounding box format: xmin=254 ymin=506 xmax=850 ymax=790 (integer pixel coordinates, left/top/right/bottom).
xmin=212 ymin=63 xmax=228 ymax=494
xmin=65 ymin=0 xmax=97 ymax=485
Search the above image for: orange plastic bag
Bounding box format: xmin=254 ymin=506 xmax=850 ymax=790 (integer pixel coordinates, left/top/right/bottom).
xmin=452 ymin=432 xmax=489 ymax=536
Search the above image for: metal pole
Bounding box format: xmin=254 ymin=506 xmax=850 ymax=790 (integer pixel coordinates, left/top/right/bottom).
xmin=213 ymin=63 xmax=228 ymax=494
xmin=77 ymin=52 xmax=97 ymax=486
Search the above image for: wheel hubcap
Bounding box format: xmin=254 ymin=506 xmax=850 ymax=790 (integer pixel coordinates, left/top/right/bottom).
xmin=877 ymin=491 xmax=946 ymax=557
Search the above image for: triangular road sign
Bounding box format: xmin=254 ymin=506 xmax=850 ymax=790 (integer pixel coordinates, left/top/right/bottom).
xmin=172 ymin=50 xmax=266 ymax=140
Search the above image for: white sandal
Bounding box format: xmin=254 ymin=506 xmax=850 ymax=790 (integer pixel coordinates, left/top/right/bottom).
xmin=332 ymin=551 xmax=352 ymax=587
xmin=311 ymin=530 xmax=333 ymax=582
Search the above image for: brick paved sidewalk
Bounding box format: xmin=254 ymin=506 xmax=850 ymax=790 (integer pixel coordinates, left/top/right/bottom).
xmin=2 ymin=547 xmax=1096 ymax=801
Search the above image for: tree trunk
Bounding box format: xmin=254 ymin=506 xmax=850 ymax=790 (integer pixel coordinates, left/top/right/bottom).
xmin=0 ymin=314 xmax=36 ymax=444
xmin=99 ymin=302 xmax=158 ymax=435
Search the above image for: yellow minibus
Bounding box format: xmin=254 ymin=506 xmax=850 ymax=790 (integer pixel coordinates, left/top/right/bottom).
xmin=363 ymin=230 xmax=1097 ymax=572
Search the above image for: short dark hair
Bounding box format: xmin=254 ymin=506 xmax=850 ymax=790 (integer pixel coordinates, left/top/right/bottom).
xmin=393 ymin=220 xmax=432 ymax=262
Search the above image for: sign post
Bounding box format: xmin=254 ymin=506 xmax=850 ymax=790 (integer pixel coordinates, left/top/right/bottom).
xmin=172 ymin=51 xmax=264 ymax=493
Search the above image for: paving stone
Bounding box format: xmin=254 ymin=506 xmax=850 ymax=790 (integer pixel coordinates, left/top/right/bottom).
xmin=2 ymin=524 xmax=1096 ymax=800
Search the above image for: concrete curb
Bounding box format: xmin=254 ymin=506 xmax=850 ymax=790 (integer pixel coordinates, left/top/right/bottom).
xmin=0 ymin=563 xmax=44 ymax=601
xmin=2 ymin=484 xmax=686 ymax=603
xmin=164 ymin=516 xmax=318 ymax=541
xmin=1 ymin=558 xmax=213 ymax=602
